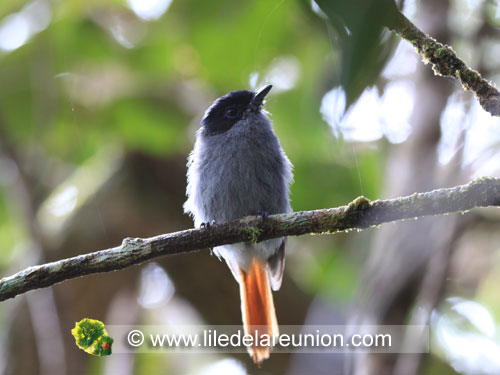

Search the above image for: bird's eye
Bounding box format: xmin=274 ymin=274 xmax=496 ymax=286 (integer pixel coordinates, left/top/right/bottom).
xmin=225 ymin=107 xmax=239 ymax=119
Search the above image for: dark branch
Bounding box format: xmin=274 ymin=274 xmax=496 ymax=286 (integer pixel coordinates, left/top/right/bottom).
xmin=1 ymin=177 xmax=500 ymax=301
xmin=388 ymin=10 xmax=500 ymax=116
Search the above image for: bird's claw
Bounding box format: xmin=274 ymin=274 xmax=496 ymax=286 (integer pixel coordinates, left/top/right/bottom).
xmin=201 ymin=221 xmax=216 ymax=255
xmin=258 ymin=211 xmax=269 ymax=222
xmin=200 ymin=220 xmax=217 ymax=229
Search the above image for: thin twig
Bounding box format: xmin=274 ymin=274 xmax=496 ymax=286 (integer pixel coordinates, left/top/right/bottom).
xmin=0 ymin=177 xmax=499 ymax=301
xmin=388 ymin=11 xmax=500 ymax=116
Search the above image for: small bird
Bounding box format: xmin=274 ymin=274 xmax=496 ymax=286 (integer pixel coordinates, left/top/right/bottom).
xmin=184 ymin=85 xmax=293 ymax=365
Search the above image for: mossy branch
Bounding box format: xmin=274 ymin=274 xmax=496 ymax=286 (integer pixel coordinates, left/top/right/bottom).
xmin=388 ymin=11 xmax=500 ymax=116
xmin=1 ymin=177 xmax=500 ymax=301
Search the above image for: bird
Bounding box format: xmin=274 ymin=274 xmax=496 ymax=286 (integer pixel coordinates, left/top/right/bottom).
xmin=184 ymin=84 xmax=293 ymax=365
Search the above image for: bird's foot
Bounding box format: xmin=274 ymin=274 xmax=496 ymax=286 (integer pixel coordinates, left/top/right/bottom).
xmin=258 ymin=211 xmax=269 ymax=222
xmin=200 ymin=221 xmax=216 ymax=255
xmin=200 ymin=219 xmax=217 ymax=229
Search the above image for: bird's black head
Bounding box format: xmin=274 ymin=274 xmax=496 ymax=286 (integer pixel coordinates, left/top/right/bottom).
xmin=201 ymin=85 xmax=272 ymax=136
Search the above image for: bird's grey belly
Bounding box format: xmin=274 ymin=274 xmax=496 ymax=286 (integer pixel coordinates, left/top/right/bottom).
xmin=197 ymin=153 xmax=286 ymax=223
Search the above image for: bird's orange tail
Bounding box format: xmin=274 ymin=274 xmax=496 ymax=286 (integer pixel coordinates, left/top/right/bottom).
xmin=239 ymin=258 xmax=278 ymax=366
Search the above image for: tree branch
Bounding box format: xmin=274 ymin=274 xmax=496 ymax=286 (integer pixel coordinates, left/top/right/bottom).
xmin=388 ymin=10 xmax=500 ymax=116
xmin=1 ymin=177 xmax=499 ymax=301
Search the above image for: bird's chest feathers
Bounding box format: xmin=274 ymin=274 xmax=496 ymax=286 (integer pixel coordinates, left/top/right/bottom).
xmin=202 ymin=129 xmax=267 ymax=190
xmin=197 ymin=126 xmax=278 ymax=220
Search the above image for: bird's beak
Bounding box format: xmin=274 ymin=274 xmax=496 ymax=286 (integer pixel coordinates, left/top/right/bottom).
xmin=249 ymin=84 xmax=272 ymax=110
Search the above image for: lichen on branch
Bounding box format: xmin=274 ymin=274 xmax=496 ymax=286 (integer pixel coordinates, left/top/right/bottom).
xmin=0 ymin=177 xmax=500 ymax=302
xmin=388 ymin=11 xmax=500 ymax=116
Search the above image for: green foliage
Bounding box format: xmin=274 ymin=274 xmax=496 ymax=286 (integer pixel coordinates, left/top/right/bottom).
xmin=108 ymin=98 xmax=185 ymax=155
xmin=296 ymin=242 xmax=359 ymax=302
xmin=313 ymin=0 xmax=399 ymax=106
xmin=0 ymin=0 xmax=388 ymax=322
xmin=71 ymin=318 xmax=114 ymax=356
xmin=0 ymin=1 xmax=391 ymax=371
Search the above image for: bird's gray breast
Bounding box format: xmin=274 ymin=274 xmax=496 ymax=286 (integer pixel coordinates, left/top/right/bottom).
xmin=195 ymin=115 xmax=291 ymax=223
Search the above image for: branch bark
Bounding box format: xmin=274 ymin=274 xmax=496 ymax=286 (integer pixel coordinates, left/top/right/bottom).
xmin=388 ymin=10 xmax=500 ymax=116
xmin=1 ymin=177 xmax=499 ymax=301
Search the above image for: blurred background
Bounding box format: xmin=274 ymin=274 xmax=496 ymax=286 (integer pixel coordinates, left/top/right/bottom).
xmin=0 ymin=0 xmax=499 ymax=374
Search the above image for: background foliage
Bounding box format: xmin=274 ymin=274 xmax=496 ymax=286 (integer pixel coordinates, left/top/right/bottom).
xmin=0 ymin=0 xmax=499 ymax=374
